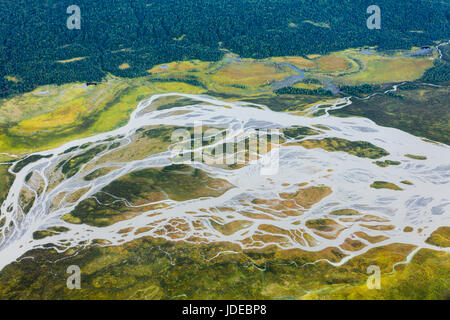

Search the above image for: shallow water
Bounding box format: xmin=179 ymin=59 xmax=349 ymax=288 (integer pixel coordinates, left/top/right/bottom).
xmin=0 ymin=93 xmax=449 ymax=270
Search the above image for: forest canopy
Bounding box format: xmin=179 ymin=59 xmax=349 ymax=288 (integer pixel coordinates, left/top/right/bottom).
xmin=0 ymin=0 xmax=449 ymax=97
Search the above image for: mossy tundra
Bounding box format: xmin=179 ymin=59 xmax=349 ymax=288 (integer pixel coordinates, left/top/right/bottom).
xmin=0 ymin=237 xmax=448 ymax=300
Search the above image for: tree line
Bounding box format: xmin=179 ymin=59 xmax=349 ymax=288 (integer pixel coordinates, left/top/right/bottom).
xmin=0 ymin=0 xmax=448 ymax=97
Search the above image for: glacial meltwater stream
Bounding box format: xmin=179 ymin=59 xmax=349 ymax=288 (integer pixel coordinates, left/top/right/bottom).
xmin=0 ymin=93 xmax=449 ymax=270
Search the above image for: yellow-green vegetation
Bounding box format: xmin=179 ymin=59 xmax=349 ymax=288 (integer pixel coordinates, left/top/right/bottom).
xmin=302 ymin=20 xmax=330 ymax=29
xmin=239 ymin=94 xmax=325 ymax=113
xmin=32 ymin=226 xmax=70 ymax=240
xmin=57 ymin=57 xmax=86 ymax=64
xmin=19 ymin=187 xmax=35 ymax=214
xmin=0 ymin=47 xmax=438 ymax=156
xmin=290 ymin=138 xmax=389 ymax=159
xmin=330 ymin=209 xmax=362 ymax=216
xmin=0 ymin=237 xmax=447 ymax=300
xmin=373 ymin=160 xmax=401 ymax=167
xmin=172 ymin=34 xmax=186 ymax=41
xmin=0 ymin=57 xmax=272 ymax=155
xmin=426 ymin=227 xmax=450 ymax=248
xmin=61 ymin=145 xmax=108 ymax=178
xmin=13 ymin=154 xmax=53 ymax=173
xmin=403 ymin=226 xmax=414 ymax=232
xmin=62 ymin=164 xmax=234 ymax=227
xmin=405 ymin=154 xmax=427 ymax=160
xmin=282 ymin=126 xmax=321 ymax=139
xmin=247 ymin=185 xmax=333 ymax=223
xmin=150 ymin=81 xmax=205 ymax=94
xmin=286 ymin=46 xmax=434 ymax=85
xmin=292 ymin=82 xmax=323 ymax=90
xmin=355 ymin=231 xmax=388 ymax=244
xmin=306 ymin=219 xmax=345 ymax=240
xmin=148 ymin=55 xmax=296 ymax=94
xmin=0 ymin=77 xmax=204 ymax=154
xmin=148 ymin=60 xmax=212 ymax=74
xmin=312 ymin=124 xmax=330 ymax=131
xmin=83 ymin=167 xmax=119 ymax=181
xmin=4 ymin=75 xmax=21 ymax=83
xmin=211 ymin=220 xmax=253 ymax=236
xmin=332 ymin=84 xmax=450 ymax=145
xmin=0 ymin=154 xmax=19 ymax=162
xmin=317 ymin=55 xmax=350 ymax=72
xmin=370 ymin=181 xmax=403 ymax=191
xmin=118 ymin=63 xmax=131 ymax=70
xmin=361 ymin=224 xmax=395 ymax=231
xmin=280 ymin=185 xmax=332 ymax=209
xmin=0 ymin=78 xmax=128 ymax=154
xmin=138 ymin=47 xmax=436 ymax=97
xmin=401 ymin=180 xmax=413 ymax=185
xmin=0 ymin=164 xmax=14 ymax=204
xmin=335 ymin=49 xmax=435 ymax=85
xmin=268 ymin=56 xmax=316 ymax=70
xmin=208 ymin=60 xmax=293 ymax=89
xmin=0 ymin=82 xmax=99 ymax=126
xmin=343 ymin=57 xmax=432 ymax=84
xmin=304 ymin=248 xmax=449 ymax=300
xmin=340 ymin=238 xmax=366 ymax=252
xmin=0 ymin=77 xmax=205 ymax=155
xmin=85 ymin=126 xmax=177 ymax=168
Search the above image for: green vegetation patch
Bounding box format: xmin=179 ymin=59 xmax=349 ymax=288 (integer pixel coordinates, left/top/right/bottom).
xmin=19 ymin=191 xmax=35 ymax=215
xmin=405 ymin=154 xmax=427 ymax=160
xmin=64 ymin=164 xmax=233 ymax=227
xmin=306 ymin=219 xmax=339 ymax=232
xmin=84 ymin=167 xmax=118 ymax=181
xmin=282 ymin=126 xmax=320 ymax=139
xmin=370 ymin=181 xmax=403 ymax=191
xmin=421 ymin=60 xmax=450 ymax=85
xmin=109 ymin=164 xmax=233 ymax=202
xmin=306 ymin=248 xmax=449 ymax=300
xmin=61 ymin=145 xmax=108 ymax=178
xmin=312 ymin=109 xmax=326 ymax=117
xmin=13 ymin=154 xmax=52 ymax=173
xmin=0 ymin=236 xmax=444 ymax=300
xmin=329 ymin=209 xmax=362 ymax=216
xmin=32 ymin=226 xmax=70 ymax=240
xmin=312 ymin=124 xmax=330 ymax=131
xmin=1 ymin=1 xmax=448 ymax=98
xmin=373 ymin=160 xmax=401 ymax=168
xmin=426 ymin=227 xmax=450 ymax=248
xmin=294 ymin=138 xmax=389 ymax=159
xmin=0 ymin=164 xmax=14 ymax=205
xmin=242 ymin=95 xmax=324 ymax=112
xmin=155 ymin=97 xmax=203 ymax=111
xmin=331 ymin=85 xmax=450 ymax=145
